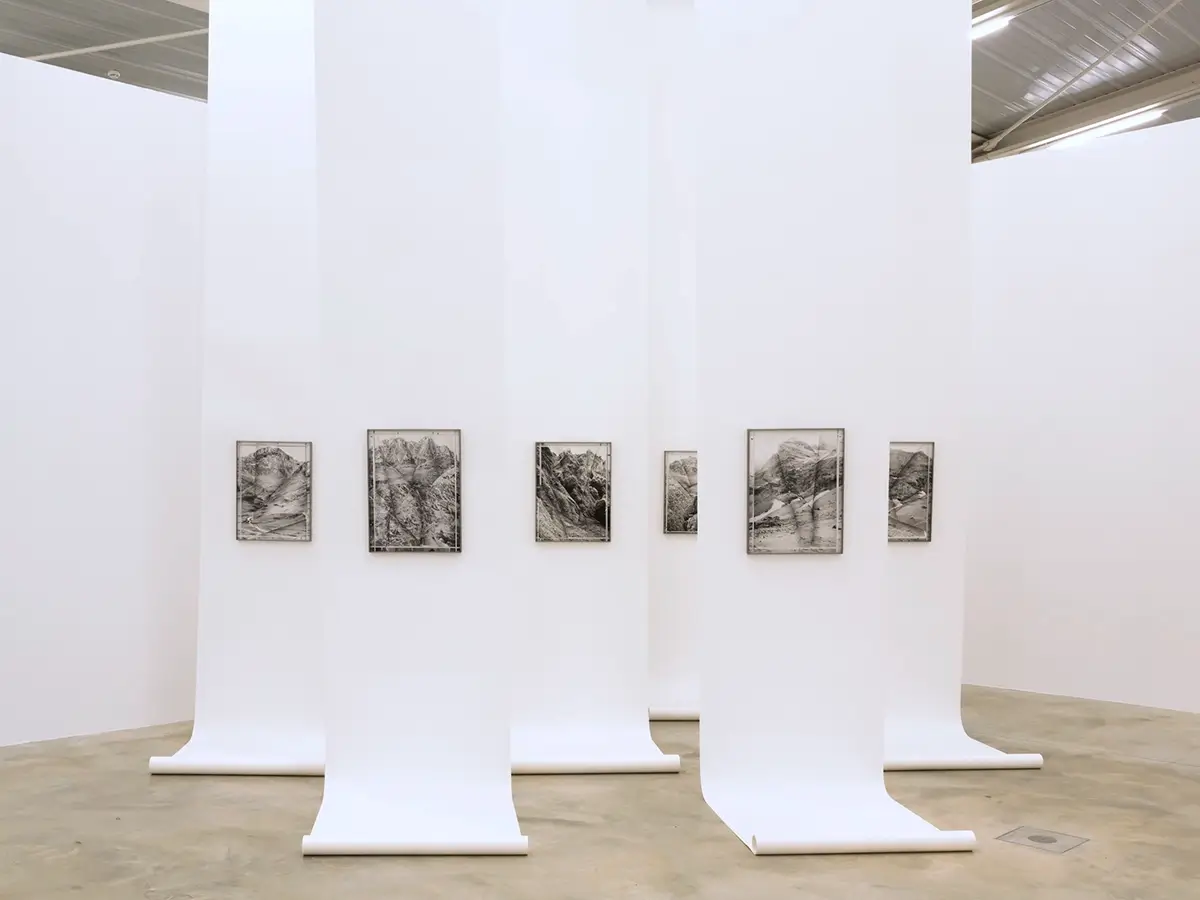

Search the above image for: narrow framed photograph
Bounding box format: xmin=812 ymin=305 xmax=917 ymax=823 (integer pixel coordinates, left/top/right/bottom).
xmin=888 ymin=441 xmax=934 ymax=542
xmin=367 ymin=429 xmax=461 ymax=553
xmin=235 ymin=441 xmax=312 ymax=542
xmin=747 ymin=428 xmax=844 ymax=555
xmin=535 ymin=441 xmax=611 ymax=542
xmin=663 ymin=450 xmax=698 ymax=534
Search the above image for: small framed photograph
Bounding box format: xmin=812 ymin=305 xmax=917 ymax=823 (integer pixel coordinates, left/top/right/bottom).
xmin=535 ymin=442 xmax=611 ymax=542
xmin=367 ymin=429 xmax=461 ymax=552
xmin=663 ymin=451 xmax=698 ymax=534
xmin=236 ymin=441 xmax=312 ymax=542
xmin=889 ymin=441 xmax=934 ymax=542
xmin=747 ymin=428 xmax=844 ymax=555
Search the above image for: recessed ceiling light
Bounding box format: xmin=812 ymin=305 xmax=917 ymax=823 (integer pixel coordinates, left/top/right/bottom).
xmin=106 ymin=70 xmax=121 ymax=79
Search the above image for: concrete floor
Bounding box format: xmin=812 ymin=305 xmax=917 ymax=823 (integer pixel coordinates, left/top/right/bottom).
xmin=2 ymin=687 xmax=1198 ymax=900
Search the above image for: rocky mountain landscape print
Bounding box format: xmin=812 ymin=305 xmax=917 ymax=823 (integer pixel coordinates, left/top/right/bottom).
xmin=536 ymin=442 xmax=611 ymax=542
xmin=747 ymin=428 xmax=844 ymax=554
xmin=367 ymin=430 xmax=461 ymax=552
xmin=236 ymin=441 xmax=312 ymax=541
xmin=889 ymin=441 xmax=934 ymax=542
xmin=664 ymin=451 xmax=698 ymax=534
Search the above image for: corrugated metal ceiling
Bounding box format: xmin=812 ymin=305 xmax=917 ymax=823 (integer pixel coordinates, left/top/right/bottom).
xmin=973 ymin=0 xmax=1200 ymax=135
xmin=0 ymin=0 xmax=207 ymax=99
xmin=2 ymin=0 xmax=1200 ymax=156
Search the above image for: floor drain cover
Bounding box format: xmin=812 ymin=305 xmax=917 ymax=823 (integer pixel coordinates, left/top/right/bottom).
xmin=998 ymin=826 xmax=1088 ymax=854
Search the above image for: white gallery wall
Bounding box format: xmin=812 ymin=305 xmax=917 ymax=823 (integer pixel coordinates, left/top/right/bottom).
xmin=648 ymin=0 xmax=700 ymax=720
xmin=0 ymin=53 xmax=205 ymax=747
xmin=969 ymin=118 xmax=1200 ymax=715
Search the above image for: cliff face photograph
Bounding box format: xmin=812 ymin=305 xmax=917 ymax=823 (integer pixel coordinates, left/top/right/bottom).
xmin=236 ymin=442 xmax=312 ymax=541
xmin=367 ymin=431 xmax=461 ymax=552
xmin=748 ymin=429 xmax=844 ymax=554
xmin=889 ymin=442 xmax=934 ymax=542
xmin=664 ymin=451 xmax=697 ymax=534
xmin=535 ymin=442 xmax=611 ymax=542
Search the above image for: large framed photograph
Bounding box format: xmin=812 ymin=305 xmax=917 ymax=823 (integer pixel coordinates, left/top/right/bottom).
xmin=889 ymin=441 xmax=934 ymax=542
xmin=367 ymin=429 xmax=461 ymax=553
xmin=236 ymin=441 xmax=312 ymax=542
xmin=747 ymin=428 xmax=844 ymax=555
xmin=663 ymin=451 xmax=698 ymax=534
xmin=535 ymin=441 xmax=611 ymax=542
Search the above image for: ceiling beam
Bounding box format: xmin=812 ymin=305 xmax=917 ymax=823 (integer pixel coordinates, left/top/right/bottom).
xmin=971 ymin=0 xmax=1057 ymax=23
xmin=164 ymin=0 xmax=209 ymax=11
xmin=974 ymin=60 xmax=1200 ymax=159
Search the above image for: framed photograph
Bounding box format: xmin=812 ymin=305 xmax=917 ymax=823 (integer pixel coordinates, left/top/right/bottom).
xmin=889 ymin=441 xmax=934 ymax=542
xmin=747 ymin=428 xmax=844 ymax=555
xmin=663 ymin=451 xmax=698 ymax=534
xmin=367 ymin=429 xmax=461 ymax=553
xmin=235 ymin=441 xmax=312 ymax=542
xmin=535 ymin=442 xmax=611 ymax=542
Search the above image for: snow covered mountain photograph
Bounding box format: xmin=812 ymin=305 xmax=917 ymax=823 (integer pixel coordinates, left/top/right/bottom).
xmin=888 ymin=441 xmax=934 ymax=542
xmin=367 ymin=429 xmax=461 ymax=552
xmin=663 ymin=451 xmax=697 ymax=534
xmin=535 ymin=442 xmax=611 ymax=542
xmin=235 ymin=441 xmax=312 ymax=542
xmin=747 ymin=428 xmax=844 ymax=554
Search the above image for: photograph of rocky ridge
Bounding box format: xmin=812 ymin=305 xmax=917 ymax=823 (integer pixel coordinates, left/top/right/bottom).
xmin=889 ymin=441 xmax=934 ymax=542
xmin=535 ymin=442 xmax=611 ymax=542
xmin=367 ymin=430 xmax=461 ymax=552
xmin=747 ymin=428 xmax=844 ymax=554
xmin=235 ymin=441 xmax=312 ymax=542
xmin=664 ymin=451 xmax=698 ymax=534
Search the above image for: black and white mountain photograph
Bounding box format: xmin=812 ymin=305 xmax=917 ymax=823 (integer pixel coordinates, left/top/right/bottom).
xmin=747 ymin=428 xmax=844 ymax=555
xmin=535 ymin=442 xmax=611 ymax=542
xmin=367 ymin=429 xmax=461 ymax=553
xmin=889 ymin=441 xmax=934 ymax=542
xmin=235 ymin=441 xmax=312 ymax=542
xmin=663 ymin=451 xmax=698 ymax=534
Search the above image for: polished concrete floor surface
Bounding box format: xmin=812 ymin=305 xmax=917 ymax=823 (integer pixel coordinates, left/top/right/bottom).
xmin=2 ymin=686 xmax=1199 ymax=900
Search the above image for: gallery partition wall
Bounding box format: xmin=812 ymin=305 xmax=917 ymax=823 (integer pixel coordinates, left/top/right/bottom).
xmin=0 ymin=51 xmax=204 ymax=749
xmin=970 ymin=115 xmax=1200 ymax=716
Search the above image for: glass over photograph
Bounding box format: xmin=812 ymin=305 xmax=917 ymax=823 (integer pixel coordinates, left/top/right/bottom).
xmin=889 ymin=441 xmax=934 ymax=542
xmin=235 ymin=441 xmax=312 ymax=542
xmin=535 ymin=441 xmax=611 ymax=542
xmin=367 ymin=429 xmax=461 ymax=553
xmin=663 ymin=451 xmax=698 ymax=534
xmin=747 ymin=428 xmax=845 ymax=554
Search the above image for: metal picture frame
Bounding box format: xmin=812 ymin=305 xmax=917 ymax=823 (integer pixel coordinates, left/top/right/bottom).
xmin=888 ymin=440 xmax=935 ymax=543
xmin=535 ymin=441 xmax=612 ymax=543
xmin=747 ymin=428 xmax=845 ymax=555
xmin=663 ymin=450 xmax=698 ymax=535
xmin=367 ymin=428 xmax=462 ymax=553
xmin=235 ymin=440 xmax=313 ymax=542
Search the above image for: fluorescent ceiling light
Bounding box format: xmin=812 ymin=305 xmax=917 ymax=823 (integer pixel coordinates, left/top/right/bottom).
xmin=1048 ymin=108 xmax=1166 ymax=151
xmin=971 ymin=15 xmax=1014 ymax=40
